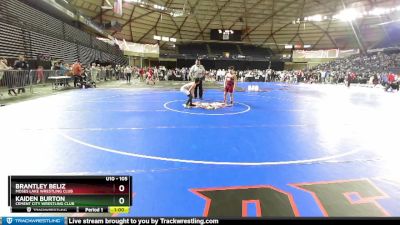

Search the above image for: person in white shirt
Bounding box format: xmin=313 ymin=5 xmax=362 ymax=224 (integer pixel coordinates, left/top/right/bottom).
xmin=189 ymin=59 xmax=206 ymax=99
xmin=90 ymin=63 xmax=100 ymax=83
xmin=124 ymin=66 xmax=132 ymax=83
xmin=0 ymin=57 xmax=10 ymax=81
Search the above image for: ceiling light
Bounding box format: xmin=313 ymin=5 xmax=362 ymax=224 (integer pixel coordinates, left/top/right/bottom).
xmin=285 ymin=44 xmax=293 ymax=49
xmin=310 ymin=14 xmax=322 ymax=22
xmin=369 ymin=8 xmax=386 ymax=16
xmin=334 ymin=8 xmax=362 ymax=21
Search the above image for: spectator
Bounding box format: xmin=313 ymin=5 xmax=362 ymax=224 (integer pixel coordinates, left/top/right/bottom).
xmin=72 ymin=60 xmax=83 ymax=88
xmin=36 ymin=66 xmax=44 ymax=84
xmin=1 ymin=58 xmax=17 ymax=96
xmin=124 ymin=66 xmax=132 ymax=84
xmin=0 ymin=57 xmax=9 ymax=81
xmin=13 ymin=55 xmax=29 ymax=94
xmin=90 ymin=63 xmax=100 ymax=83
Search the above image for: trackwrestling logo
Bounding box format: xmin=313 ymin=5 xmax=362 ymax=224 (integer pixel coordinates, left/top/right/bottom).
xmin=2 ymin=217 xmax=65 ymax=225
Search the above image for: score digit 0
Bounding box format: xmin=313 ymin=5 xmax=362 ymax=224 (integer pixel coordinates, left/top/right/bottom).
xmin=119 ymin=197 xmax=125 ymax=205
xmin=119 ymin=185 xmax=125 ymax=192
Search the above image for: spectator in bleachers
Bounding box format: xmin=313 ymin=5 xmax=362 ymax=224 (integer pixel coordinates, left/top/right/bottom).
xmin=181 ymin=67 xmax=188 ymax=81
xmin=174 ymin=68 xmax=181 ymax=80
xmin=154 ymin=67 xmax=159 ymax=81
xmin=381 ymin=73 xmax=388 ymax=86
xmin=52 ymin=62 xmax=60 ymax=71
xmin=146 ymin=67 xmax=155 ymax=85
xmin=385 ymin=73 xmax=399 ymax=91
xmin=166 ymin=69 xmax=173 ymax=81
xmin=139 ymin=67 xmax=145 ymax=82
xmin=59 ymin=62 xmax=69 ymax=76
xmin=158 ymin=66 xmax=166 ymax=80
xmin=310 ymin=51 xmax=400 ymax=86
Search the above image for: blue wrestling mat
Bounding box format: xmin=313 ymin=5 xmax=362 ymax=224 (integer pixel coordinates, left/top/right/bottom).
xmin=1 ymin=82 xmax=400 ymax=217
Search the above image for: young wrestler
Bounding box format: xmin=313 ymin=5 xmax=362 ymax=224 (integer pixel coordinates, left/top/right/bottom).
xmin=224 ymin=66 xmax=237 ymax=105
xmin=181 ymin=78 xmax=201 ymax=108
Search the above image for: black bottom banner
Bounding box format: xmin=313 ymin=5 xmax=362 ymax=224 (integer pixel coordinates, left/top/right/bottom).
xmin=66 ymin=217 xmax=400 ymax=225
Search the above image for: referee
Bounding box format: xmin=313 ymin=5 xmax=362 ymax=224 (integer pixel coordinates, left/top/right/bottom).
xmin=189 ymin=59 xmax=206 ymax=99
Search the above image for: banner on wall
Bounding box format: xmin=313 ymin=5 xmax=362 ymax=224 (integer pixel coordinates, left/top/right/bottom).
xmin=293 ymin=49 xmax=360 ymax=60
xmin=122 ymin=42 xmax=159 ymax=58
xmin=114 ymin=0 xmax=123 ymax=16
xmin=97 ymin=37 xmax=159 ymax=58
xmin=293 ymin=49 xmax=339 ymax=59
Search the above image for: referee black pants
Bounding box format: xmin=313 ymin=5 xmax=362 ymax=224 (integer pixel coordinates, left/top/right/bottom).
xmin=194 ymin=79 xmax=203 ymax=99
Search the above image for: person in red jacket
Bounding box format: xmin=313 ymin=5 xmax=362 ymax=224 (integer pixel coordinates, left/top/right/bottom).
xmin=72 ymin=60 xmax=83 ymax=88
xmin=386 ymin=73 xmax=399 ymax=92
xmin=139 ymin=67 xmax=145 ymax=82
xmin=388 ymin=73 xmax=395 ymax=83
xmin=146 ymin=67 xmax=155 ymax=85
xmin=346 ymin=71 xmax=356 ymax=87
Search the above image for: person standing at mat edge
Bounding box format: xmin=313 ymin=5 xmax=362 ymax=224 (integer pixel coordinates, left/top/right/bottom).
xmin=13 ymin=55 xmax=29 ymax=94
xmin=189 ymin=59 xmax=206 ymax=99
xmin=181 ymin=78 xmax=201 ymax=108
xmin=72 ymin=59 xmax=83 ymax=88
xmin=224 ymin=66 xmax=237 ymax=105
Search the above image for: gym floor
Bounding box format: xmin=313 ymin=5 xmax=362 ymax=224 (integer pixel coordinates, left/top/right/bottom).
xmin=1 ymin=82 xmax=399 ymax=217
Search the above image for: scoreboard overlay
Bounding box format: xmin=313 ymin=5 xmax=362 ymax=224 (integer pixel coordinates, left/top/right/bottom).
xmin=8 ymin=176 xmax=132 ymax=213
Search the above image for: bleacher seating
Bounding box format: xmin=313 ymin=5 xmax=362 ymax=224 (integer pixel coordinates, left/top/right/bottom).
xmin=0 ymin=21 xmax=26 ymax=58
xmin=178 ymin=44 xmax=208 ymax=56
xmin=0 ymin=0 xmax=127 ymax=65
xmin=176 ymin=42 xmax=272 ymax=60
xmin=1 ymin=0 xmax=64 ymax=39
xmin=209 ymin=43 xmax=239 ymax=55
xmin=30 ymin=31 xmax=77 ymax=62
xmin=240 ymin=45 xmax=272 ymax=58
